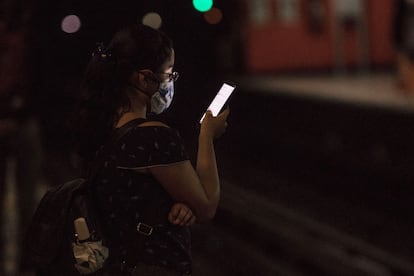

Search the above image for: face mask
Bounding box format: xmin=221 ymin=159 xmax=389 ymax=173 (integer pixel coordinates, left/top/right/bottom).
xmin=150 ymin=80 xmax=174 ymax=114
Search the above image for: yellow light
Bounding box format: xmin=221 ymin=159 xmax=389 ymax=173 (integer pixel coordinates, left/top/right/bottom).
xmin=142 ymin=12 xmax=162 ymax=29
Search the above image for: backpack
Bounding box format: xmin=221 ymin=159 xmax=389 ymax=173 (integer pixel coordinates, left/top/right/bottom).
xmin=23 ymin=118 xmax=145 ymax=275
xmin=23 ymin=178 xmax=107 ymax=275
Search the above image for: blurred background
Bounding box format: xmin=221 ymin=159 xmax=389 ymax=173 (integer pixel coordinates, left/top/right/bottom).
xmin=1 ymin=0 xmax=414 ymax=275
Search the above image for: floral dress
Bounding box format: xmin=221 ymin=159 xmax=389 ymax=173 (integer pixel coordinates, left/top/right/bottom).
xmin=94 ymin=118 xmax=192 ymax=274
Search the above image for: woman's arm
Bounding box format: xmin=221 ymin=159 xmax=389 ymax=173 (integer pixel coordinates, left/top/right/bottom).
xmin=150 ymin=108 xmax=229 ymax=222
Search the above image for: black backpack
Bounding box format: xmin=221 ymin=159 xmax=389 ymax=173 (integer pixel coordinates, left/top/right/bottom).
xmin=23 ymin=178 xmax=103 ymax=275
xmin=23 ymin=119 xmax=145 ymax=275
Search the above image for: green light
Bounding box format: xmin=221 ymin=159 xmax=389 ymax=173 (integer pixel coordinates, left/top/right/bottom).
xmin=193 ymin=0 xmax=213 ymax=12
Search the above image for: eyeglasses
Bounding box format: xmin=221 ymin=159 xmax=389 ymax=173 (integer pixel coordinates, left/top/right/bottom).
xmin=157 ymin=71 xmax=179 ymax=82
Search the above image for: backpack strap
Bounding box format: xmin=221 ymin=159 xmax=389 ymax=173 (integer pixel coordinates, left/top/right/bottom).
xmin=86 ymin=118 xmax=148 ymax=181
xmin=113 ymin=117 xmax=148 ymax=141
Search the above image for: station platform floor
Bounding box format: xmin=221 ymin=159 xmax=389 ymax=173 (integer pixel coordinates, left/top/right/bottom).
xmin=232 ymin=72 xmax=414 ymax=112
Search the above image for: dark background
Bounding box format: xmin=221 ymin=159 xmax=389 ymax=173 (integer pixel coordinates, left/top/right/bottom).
xmin=1 ymin=0 xmax=414 ymax=275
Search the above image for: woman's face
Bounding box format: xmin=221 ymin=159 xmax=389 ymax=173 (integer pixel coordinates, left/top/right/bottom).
xmin=134 ymin=49 xmax=176 ymax=96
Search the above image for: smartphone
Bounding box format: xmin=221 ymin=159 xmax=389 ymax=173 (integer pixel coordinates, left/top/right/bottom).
xmin=200 ymin=82 xmax=236 ymax=123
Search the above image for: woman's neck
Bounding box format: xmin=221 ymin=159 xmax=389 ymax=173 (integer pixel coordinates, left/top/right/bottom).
xmin=116 ymin=94 xmax=148 ymax=128
xmin=115 ymin=85 xmax=150 ymax=128
xmin=116 ymin=110 xmax=147 ymax=128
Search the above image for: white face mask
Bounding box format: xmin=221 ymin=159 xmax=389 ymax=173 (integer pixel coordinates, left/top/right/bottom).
xmin=150 ymin=80 xmax=174 ymax=114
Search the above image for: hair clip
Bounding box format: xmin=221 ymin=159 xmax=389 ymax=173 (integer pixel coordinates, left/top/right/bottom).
xmin=92 ymin=42 xmax=112 ymax=60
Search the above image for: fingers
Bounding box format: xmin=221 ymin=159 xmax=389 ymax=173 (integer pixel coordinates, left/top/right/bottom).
xmin=168 ymin=203 xmax=196 ymax=226
xmin=206 ymin=106 xmax=230 ymax=119
xmin=219 ymin=106 xmax=230 ymax=117
xmin=205 ymin=107 xmax=230 ymax=126
xmin=168 ymin=204 xmax=180 ymax=223
xmin=200 ymin=106 xmax=230 ymax=139
xmin=179 ymin=209 xmax=195 ymax=226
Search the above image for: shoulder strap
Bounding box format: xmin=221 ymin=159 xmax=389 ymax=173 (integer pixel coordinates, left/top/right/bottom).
xmin=87 ymin=118 xmax=148 ymax=181
xmin=112 ymin=117 xmax=148 ymax=141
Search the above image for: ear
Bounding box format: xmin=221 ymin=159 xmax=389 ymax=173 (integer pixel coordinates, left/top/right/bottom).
xmin=130 ymin=70 xmax=153 ymax=95
xmin=138 ymin=70 xmax=160 ymax=95
xmin=136 ymin=69 xmax=154 ymax=89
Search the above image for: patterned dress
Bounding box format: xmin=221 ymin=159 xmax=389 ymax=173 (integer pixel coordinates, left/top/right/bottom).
xmin=94 ymin=118 xmax=192 ymax=274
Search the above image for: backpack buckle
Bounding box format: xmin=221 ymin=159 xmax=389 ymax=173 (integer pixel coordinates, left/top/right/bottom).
xmin=136 ymin=222 xmax=153 ymax=236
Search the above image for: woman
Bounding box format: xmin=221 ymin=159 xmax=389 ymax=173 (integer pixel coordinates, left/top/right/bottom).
xmin=73 ymin=24 xmax=229 ymax=275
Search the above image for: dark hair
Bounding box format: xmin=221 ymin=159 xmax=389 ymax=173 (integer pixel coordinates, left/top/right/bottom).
xmin=73 ymin=24 xmax=173 ymax=160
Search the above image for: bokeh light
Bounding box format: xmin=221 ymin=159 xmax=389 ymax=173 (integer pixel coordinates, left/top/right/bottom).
xmin=193 ymin=0 xmax=213 ymax=12
xmin=142 ymin=12 xmax=162 ymax=29
xmin=204 ymin=7 xmax=223 ymax=24
xmin=61 ymin=15 xmax=81 ymax=34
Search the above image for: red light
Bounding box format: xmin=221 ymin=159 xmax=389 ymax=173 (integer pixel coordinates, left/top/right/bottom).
xmin=203 ymin=7 xmax=223 ymax=25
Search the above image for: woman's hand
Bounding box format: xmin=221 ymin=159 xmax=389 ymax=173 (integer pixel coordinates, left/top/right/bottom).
xmin=200 ymin=107 xmax=230 ymax=139
xmin=168 ymin=203 xmax=196 ymax=226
